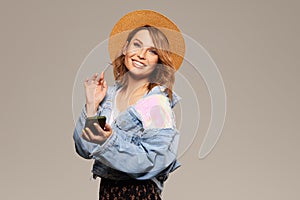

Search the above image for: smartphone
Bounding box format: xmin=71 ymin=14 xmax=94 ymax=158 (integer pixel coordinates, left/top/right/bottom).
xmin=84 ymin=116 xmax=106 ymax=134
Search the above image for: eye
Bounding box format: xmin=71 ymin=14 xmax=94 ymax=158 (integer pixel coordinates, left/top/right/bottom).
xmin=133 ymin=42 xmax=141 ymax=48
xmin=148 ymin=48 xmax=158 ymax=55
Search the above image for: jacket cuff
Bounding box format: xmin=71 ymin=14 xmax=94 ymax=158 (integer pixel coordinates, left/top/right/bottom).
xmin=91 ymin=131 xmax=118 ymax=156
xmin=82 ymin=104 xmax=103 ymax=119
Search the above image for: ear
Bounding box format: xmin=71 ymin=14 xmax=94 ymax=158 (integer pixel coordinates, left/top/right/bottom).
xmin=122 ymin=41 xmax=129 ymax=55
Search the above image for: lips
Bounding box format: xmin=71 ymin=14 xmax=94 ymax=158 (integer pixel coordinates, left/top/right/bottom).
xmin=132 ymin=59 xmax=146 ymax=68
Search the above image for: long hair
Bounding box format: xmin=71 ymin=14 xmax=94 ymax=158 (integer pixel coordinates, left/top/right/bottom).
xmin=112 ymin=25 xmax=175 ymax=100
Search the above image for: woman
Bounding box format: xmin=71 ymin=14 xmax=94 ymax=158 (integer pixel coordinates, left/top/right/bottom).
xmin=73 ymin=10 xmax=185 ymax=199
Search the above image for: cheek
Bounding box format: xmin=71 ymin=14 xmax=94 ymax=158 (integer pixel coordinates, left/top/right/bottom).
xmin=148 ymin=55 xmax=159 ymax=65
xmin=124 ymin=54 xmax=131 ymax=68
xmin=124 ymin=50 xmax=136 ymax=65
xmin=147 ymin=56 xmax=158 ymax=73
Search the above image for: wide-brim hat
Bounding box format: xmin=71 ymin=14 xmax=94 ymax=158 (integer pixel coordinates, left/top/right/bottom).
xmin=108 ymin=10 xmax=185 ymax=71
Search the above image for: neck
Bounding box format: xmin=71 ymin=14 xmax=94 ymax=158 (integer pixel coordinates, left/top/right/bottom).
xmin=122 ymin=73 xmax=149 ymax=96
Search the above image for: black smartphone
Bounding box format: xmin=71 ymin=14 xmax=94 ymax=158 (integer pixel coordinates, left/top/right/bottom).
xmin=84 ymin=116 xmax=106 ymax=134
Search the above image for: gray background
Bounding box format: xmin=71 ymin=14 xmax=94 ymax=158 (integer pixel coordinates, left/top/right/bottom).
xmin=1 ymin=0 xmax=299 ymax=199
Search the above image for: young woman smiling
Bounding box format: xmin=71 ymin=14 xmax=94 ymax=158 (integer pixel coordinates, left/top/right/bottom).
xmin=73 ymin=10 xmax=185 ymax=199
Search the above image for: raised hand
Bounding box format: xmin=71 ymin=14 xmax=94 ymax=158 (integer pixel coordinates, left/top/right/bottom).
xmin=84 ymin=71 xmax=108 ymax=116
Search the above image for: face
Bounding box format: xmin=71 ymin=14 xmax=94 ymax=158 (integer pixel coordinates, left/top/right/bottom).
xmin=124 ymin=29 xmax=159 ymax=80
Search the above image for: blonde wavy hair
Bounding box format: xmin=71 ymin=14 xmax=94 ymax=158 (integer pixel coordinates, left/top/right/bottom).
xmin=112 ymin=25 xmax=176 ymax=100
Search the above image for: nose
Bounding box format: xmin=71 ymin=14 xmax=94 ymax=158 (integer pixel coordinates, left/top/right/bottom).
xmin=137 ymin=48 xmax=146 ymax=59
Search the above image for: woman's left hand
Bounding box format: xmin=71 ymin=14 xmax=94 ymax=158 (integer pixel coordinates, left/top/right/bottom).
xmin=81 ymin=123 xmax=112 ymax=145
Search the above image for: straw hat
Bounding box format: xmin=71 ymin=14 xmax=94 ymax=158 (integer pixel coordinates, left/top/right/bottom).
xmin=108 ymin=10 xmax=185 ymax=70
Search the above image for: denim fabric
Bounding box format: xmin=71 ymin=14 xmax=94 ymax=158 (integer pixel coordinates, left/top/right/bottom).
xmin=73 ymin=83 xmax=181 ymax=191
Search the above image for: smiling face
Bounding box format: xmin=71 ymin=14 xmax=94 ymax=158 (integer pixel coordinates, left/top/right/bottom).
xmin=113 ymin=26 xmax=175 ymax=100
xmin=124 ymin=29 xmax=159 ymax=80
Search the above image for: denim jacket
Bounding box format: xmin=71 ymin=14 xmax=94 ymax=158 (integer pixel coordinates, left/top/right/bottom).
xmin=73 ymin=83 xmax=181 ymax=191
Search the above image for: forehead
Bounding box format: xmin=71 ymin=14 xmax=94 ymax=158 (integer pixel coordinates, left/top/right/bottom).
xmin=131 ymin=29 xmax=154 ymax=47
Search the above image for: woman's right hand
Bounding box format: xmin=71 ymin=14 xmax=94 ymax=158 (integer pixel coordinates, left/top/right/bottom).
xmin=84 ymin=71 xmax=108 ymax=117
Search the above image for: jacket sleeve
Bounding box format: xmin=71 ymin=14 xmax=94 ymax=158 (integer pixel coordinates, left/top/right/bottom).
xmin=91 ymin=94 xmax=180 ymax=179
xmin=73 ymin=104 xmax=102 ymax=159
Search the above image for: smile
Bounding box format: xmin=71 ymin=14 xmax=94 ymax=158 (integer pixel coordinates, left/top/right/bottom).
xmin=132 ymin=59 xmax=146 ymax=68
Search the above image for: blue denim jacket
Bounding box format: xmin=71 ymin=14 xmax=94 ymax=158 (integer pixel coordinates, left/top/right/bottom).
xmin=73 ymin=83 xmax=181 ymax=191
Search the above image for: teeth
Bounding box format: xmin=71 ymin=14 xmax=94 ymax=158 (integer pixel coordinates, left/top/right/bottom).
xmin=133 ymin=60 xmax=144 ymax=67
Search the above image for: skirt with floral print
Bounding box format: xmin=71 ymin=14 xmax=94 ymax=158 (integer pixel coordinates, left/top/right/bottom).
xmin=99 ymin=177 xmax=162 ymax=200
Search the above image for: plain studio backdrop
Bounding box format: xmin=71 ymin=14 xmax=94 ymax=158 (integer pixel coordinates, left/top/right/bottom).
xmin=0 ymin=1 xmax=299 ymax=199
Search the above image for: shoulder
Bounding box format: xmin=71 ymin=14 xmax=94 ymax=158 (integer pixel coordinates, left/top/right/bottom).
xmin=147 ymin=85 xmax=182 ymax=108
xmin=131 ymin=85 xmax=181 ymax=129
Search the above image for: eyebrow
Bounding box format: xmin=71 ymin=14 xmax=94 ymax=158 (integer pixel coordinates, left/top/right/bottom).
xmin=133 ymin=38 xmax=156 ymax=48
xmin=133 ymin=38 xmax=143 ymax=44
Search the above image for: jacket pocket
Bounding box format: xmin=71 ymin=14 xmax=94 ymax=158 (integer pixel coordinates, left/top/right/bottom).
xmin=115 ymin=111 xmax=142 ymax=133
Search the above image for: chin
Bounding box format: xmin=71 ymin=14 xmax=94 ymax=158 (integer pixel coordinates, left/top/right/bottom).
xmin=128 ymin=70 xmax=149 ymax=80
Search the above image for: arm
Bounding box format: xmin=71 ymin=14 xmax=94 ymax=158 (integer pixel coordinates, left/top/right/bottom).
xmin=73 ymin=71 xmax=108 ymax=159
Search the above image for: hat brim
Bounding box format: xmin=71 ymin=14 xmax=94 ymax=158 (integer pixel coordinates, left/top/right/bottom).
xmin=108 ymin=10 xmax=185 ymax=71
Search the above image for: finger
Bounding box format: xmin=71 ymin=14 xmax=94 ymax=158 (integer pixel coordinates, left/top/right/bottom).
xmin=89 ymin=79 xmax=99 ymax=85
xmin=100 ymin=71 xmax=104 ymax=80
xmin=103 ymin=80 xmax=107 ymax=89
xmin=103 ymin=123 xmax=112 ymax=138
xmin=97 ymin=71 xmax=104 ymax=84
xmin=94 ymin=79 xmax=100 ymax=85
xmin=85 ymin=77 xmax=95 ymax=85
xmin=81 ymin=129 xmax=91 ymax=141
xmin=93 ymin=73 xmax=101 ymax=85
xmin=93 ymin=123 xmax=104 ymax=134
xmin=100 ymin=80 xmax=107 ymax=91
xmin=91 ymin=73 xmax=98 ymax=81
xmin=104 ymin=123 xmax=112 ymax=132
xmin=84 ymin=127 xmax=95 ymax=140
xmin=94 ymin=123 xmax=111 ymax=138
xmin=96 ymin=71 xmax=103 ymax=82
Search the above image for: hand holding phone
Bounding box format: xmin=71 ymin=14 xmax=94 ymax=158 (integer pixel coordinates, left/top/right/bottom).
xmin=84 ymin=116 xmax=106 ymax=135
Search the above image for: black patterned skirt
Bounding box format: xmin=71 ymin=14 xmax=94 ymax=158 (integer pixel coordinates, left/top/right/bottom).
xmin=99 ymin=177 xmax=162 ymax=200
